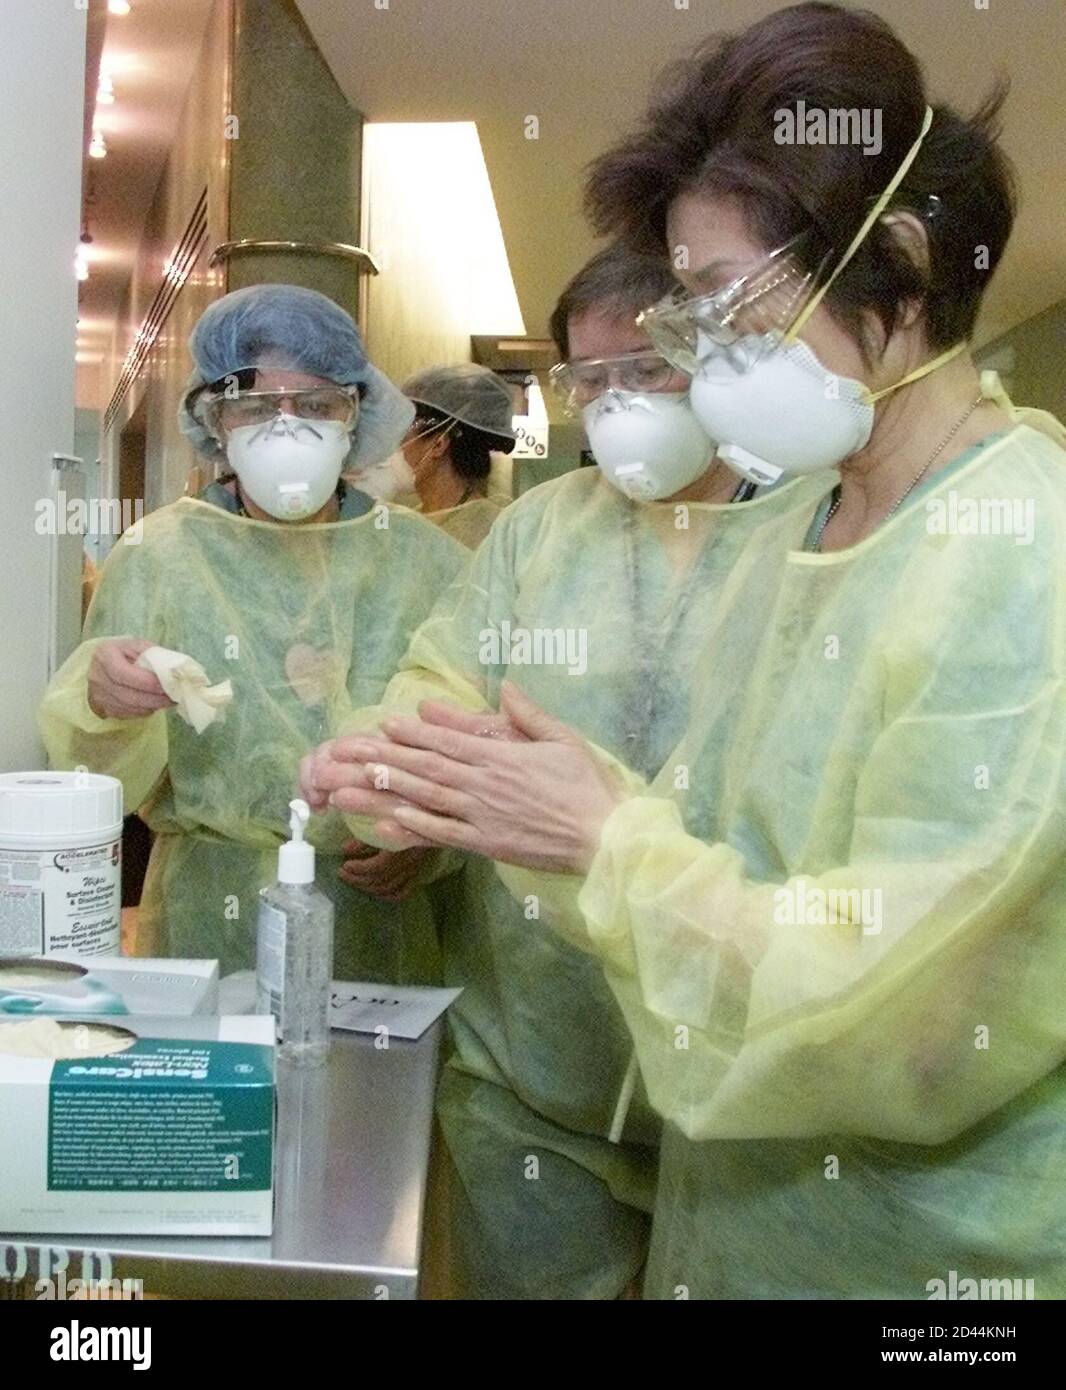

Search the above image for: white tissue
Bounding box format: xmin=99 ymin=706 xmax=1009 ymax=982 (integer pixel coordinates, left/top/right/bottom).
xmin=136 ymin=645 xmax=233 ymax=734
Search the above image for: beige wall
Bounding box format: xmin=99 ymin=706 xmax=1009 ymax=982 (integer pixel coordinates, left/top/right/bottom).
xmin=360 ymin=123 xmax=525 ymax=385
xmin=976 ymin=299 xmax=1066 ymax=422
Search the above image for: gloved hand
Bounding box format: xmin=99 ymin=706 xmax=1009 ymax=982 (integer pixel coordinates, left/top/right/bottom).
xmin=87 ymin=638 xmax=175 ymax=720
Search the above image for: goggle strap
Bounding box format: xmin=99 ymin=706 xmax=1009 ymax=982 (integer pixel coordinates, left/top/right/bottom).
xmin=786 ymin=105 xmax=934 ymax=342
xmin=408 ymin=416 xmax=459 ymax=445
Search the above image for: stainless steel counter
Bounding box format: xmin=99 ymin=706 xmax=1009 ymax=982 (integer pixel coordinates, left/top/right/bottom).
xmin=0 ymin=1025 xmax=441 ymax=1300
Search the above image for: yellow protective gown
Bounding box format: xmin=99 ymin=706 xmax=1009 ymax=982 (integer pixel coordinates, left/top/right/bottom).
xmin=501 ymin=420 xmax=1066 ymax=1298
xmin=342 ymin=465 xmax=831 ymax=1298
xmin=39 ymin=496 xmax=467 ymax=979
xmin=425 ymin=496 xmax=503 ymax=550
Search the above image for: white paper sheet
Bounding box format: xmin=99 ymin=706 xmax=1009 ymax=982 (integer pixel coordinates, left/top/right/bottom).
xmin=329 ymin=980 xmax=461 ymax=1040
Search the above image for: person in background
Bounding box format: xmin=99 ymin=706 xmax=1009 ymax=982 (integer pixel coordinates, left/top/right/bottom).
xmin=39 ymin=284 xmax=466 ymax=980
xmin=318 ymin=3 xmax=1066 ymax=1300
xmin=348 ymin=364 xmax=517 ymax=549
xmin=302 ymin=244 xmax=828 ymax=1298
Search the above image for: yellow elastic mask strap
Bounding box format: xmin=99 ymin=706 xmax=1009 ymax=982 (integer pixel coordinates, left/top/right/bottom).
xmin=864 ymin=341 xmax=968 ymax=405
xmin=785 ymin=104 xmax=935 ymax=343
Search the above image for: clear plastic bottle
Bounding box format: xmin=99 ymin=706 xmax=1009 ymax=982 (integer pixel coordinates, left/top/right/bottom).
xmin=256 ymin=799 xmax=334 ymax=1066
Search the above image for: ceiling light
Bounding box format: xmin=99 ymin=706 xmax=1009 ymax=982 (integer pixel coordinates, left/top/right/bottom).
xmin=89 ymin=132 xmax=107 ymax=159
xmin=97 ymin=74 xmax=115 ymax=104
xmin=75 ymin=250 xmax=90 ymax=282
xmin=108 ymin=1 xmax=132 ymax=16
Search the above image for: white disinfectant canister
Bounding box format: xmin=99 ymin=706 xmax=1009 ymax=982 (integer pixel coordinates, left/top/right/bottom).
xmin=0 ymin=773 xmax=124 ymax=958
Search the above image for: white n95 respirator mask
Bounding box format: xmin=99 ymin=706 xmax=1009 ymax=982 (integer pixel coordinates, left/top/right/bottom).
xmin=689 ymin=334 xmax=874 ymax=486
xmin=226 ymin=414 xmax=351 ymax=520
xmin=347 ymin=449 xmax=416 ymax=502
xmin=582 ymin=390 xmax=715 ymax=502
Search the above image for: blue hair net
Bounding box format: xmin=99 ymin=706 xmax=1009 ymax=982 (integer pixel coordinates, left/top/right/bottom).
xmin=178 ymin=284 xmax=414 ymax=470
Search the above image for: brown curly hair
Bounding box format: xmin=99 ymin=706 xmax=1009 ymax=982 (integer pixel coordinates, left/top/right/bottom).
xmin=584 ymin=3 xmax=1015 ymax=354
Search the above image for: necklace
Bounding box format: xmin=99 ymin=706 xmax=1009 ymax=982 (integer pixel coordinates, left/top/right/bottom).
xmin=809 ymin=393 xmax=985 ymax=553
xmin=427 ymin=482 xmax=477 ymax=513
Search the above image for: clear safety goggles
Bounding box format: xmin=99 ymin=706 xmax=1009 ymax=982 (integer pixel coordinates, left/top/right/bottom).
xmin=638 ymin=235 xmax=834 ymax=376
xmin=548 ymin=350 xmax=689 ymax=415
xmin=405 ymin=413 xmax=459 ymax=444
xmin=201 ymin=385 xmax=360 ymax=434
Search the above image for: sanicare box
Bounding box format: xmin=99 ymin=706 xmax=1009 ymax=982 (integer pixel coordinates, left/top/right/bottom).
xmin=0 ymin=1014 xmax=274 ymax=1236
xmin=0 ymin=955 xmax=219 ymax=1018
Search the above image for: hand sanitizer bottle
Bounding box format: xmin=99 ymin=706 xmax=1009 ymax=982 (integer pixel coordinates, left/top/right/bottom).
xmin=256 ymin=798 xmax=334 ymax=1066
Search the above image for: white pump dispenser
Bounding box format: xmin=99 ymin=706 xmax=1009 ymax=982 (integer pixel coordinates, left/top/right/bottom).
xmin=278 ymin=798 xmax=314 ymax=885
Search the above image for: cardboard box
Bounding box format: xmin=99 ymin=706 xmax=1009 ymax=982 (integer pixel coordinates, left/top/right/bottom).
xmin=0 ymin=1014 xmax=274 ymax=1236
xmin=0 ymin=955 xmax=219 ymax=1018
